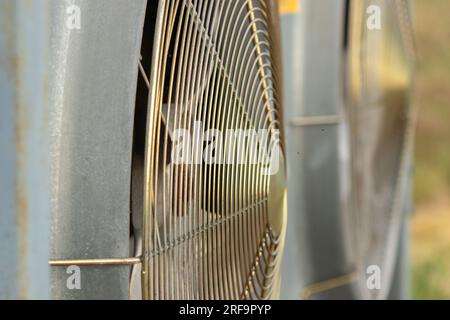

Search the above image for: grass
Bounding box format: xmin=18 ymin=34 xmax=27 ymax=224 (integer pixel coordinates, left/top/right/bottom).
xmin=411 ymin=202 xmax=450 ymax=299
xmin=411 ymin=0 xmax=450 ymax=299
xmin=412 ymin=250 xmax=450 ymax=299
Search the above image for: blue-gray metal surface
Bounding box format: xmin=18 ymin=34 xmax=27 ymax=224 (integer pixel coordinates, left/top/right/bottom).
xmin=48 ymin=0 xmax=147 ymax=299
xmin=280 ymin=0 xmax=352 ymax=300
xmin=0 ymin=0 xmax=50 ymax=299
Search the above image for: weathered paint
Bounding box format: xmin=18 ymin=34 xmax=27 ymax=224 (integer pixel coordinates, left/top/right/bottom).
xmin=0 ymin=0 xmax=50 ymax=299
xmin=0 ymin=0 xmax=19 ymax=300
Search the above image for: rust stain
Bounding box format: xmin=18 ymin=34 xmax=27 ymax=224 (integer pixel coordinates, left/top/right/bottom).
xmin=14 ymin=30 xmax=29 ymax=301
xmin=0 ymin=0 xmax=29 ymax=299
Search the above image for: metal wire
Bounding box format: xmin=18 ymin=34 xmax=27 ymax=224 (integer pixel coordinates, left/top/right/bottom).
xmin=301 ymin=272 xmax=358 ymax=300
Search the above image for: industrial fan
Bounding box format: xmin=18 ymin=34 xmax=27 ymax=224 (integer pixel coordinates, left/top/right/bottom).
xmin=49 ymin=0 xmax=286 ymax=300
xmin=345 ymin=0 xmax=415 ymax=299
xmin=280 ymin=0 xmax=414 ymax=299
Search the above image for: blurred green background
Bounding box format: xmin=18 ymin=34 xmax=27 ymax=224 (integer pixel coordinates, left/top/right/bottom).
xmin=411 ymin=0 xmax=450 ymax=299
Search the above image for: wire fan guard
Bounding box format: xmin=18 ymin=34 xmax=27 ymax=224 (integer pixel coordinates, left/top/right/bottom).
xmin=347 ymin=0 xmax=415 ymax=299
xmin=138 ymin=0 xmax=286 ymax=300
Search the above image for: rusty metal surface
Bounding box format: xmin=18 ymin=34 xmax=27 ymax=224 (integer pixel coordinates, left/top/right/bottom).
xmin=0 ymin=0 xmax=50 ymax=299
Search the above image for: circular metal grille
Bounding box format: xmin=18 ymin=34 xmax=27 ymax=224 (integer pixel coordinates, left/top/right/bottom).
xmin=347 ymin=0 xmax=415 ymax=299
xmin=139 ymin=0 xmax=286 ymax=300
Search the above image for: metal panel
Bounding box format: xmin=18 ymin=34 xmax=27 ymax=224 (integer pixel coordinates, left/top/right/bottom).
xmin=48 ymin=0 xmax=147 ymax=299
xmin=280 ymin=0 xmax=353 ymax=299
xmin=0 ymin=0 xmax=50 ymax=299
